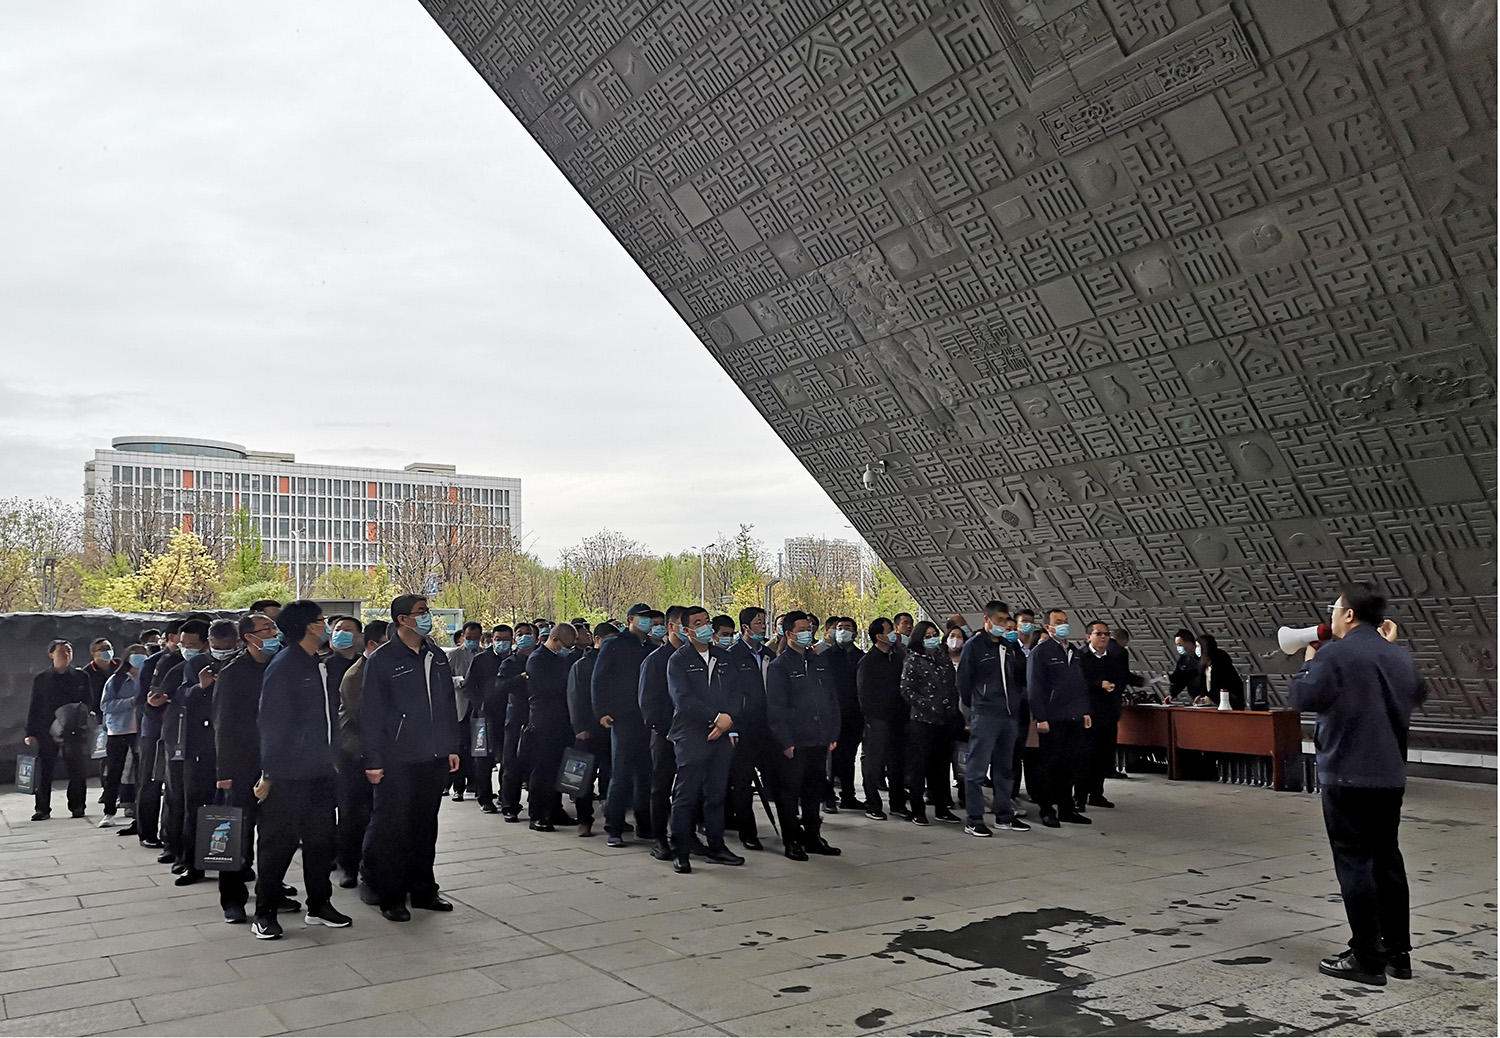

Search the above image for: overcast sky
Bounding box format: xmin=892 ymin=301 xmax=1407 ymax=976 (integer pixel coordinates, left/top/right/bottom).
xmin=0 ymin=2 xmax=857 ymax=565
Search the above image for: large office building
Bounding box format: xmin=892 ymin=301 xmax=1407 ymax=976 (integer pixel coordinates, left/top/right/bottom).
xmin=784 ymin=536 xmax=863 ymax=585
xmin=84 ymin=436 xmax=521 ymax=588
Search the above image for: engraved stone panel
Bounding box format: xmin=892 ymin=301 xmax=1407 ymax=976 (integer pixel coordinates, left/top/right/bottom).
xmin=423 ymin=0 xmax=1497 ymax=726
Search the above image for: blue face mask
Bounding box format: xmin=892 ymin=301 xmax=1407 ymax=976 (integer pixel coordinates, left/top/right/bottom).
xmin=923 ymin=636 xmax=943 ymax=652
xmin=538 ymin=627 xmax=552 ymax=640
xmin=1004 ymin=630 xmax=1020 ymax=643
xmin=961 ymin=625 xmax=973 ymax=637
xmin=414 ymin=614 xmax=433 ymax=635
xmin=330 ymin=630 xmax=355 ymax=651
xmin=555 ymin=644 xmax=572 ymax=657
xmin=259 ymin=635 xmax=281 ymax=655
xmin=1018 ymin=622 xmax=1035 ymax=634
xmin=493 ymin=640 xmax=512 ymax=654
xmin=516 ymin=634 xmax=536 ymax=650
xmin=892 ymin=632 xmax=905 ymax=646
xmin=97 ymin=650 xmax=115 ymax=663
xmin=650 ymin=624 xmax=667 ymax=640
xmin=463 ymin=639 xmax=479 ymax=651
xmin=634 ymin=616 xmax=652 ymax=633
xmin=1053 ymin=623 xmax=1071 ymax=640
xmin=795 ymin=630 xmax=815 ymax=648
xmin=128 ymin=653 xmax=147 ymax=668
xmin=692 ymin=623 xmax=715 ymax=643
xmin=181 ymin=647 xmax=200 ymax=661
xmin=319 ymin=627 xmax=330 ymax=645
xmin=1176 ymin=645 xmax=1186 ymax=655
xmin=715 ymin=635 xmax=735 ymax=650
xmin=748 ymin=632 xmax=765 ymax=644
xmin=836 ymin=630 xmax=854 ymax=645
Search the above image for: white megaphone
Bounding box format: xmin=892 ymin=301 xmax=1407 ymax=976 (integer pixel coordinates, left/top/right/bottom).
xmin=1278 ymin=623 xmax=1332 ymax=655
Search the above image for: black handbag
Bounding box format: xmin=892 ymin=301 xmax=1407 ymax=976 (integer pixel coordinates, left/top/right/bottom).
xmin=555 ymin=747 xmax=596 ymax=798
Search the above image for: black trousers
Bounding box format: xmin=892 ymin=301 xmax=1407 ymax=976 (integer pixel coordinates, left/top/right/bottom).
xmin=829 ymin=715 xmax=863 ymax=804
xmin=450 ymin=711 xmax=473 ymax=796
xmin=572 ymin=727 xmax=609 ymax=826
xmin=361 ymin=758 xmax=448 ymax=908
xmin=254 ymin=775 xmax=335 ymax=917
xmin=1322 ymin=785 xmax=1410 ymax=970
xmin=164 ymin=758 xmax=185 ymax=855
xmin=774 ymin=744 xmax=828 ymax=847
xmin=1085 ymin=717 xmax=1119 ymax=798
xmin=861 ymin=719 xmax=908 ymax=814
xmin=905 ymin=720 xmax=953 ymax=814
xmin=136 ymin=732 xmax=164 ymax=840
xmin=181 ymin=754 xmax=217 ymax=874
xmin=499 ymin=723 xmax=529 ymax=815
xmin=1037 ymin=718 xmax=1088 ymax=816
xmin=336 ymin=754 xmax=373 ymax=879
xmin=101 ymin=734 xmax=136 ymax=814
xmin=671 ymin=742 xmax=731 ymax=853
xmin=648 ymin=730 xmax=677 ymax=847
xmin=727 ymin=731 xmax=780 ymax=839
xmin=603 ymin=721 xmax=652 ymax=838
xmin=526 ymin=721 xmax=571 ymax=824
xmin=219 ymin=781 xmax=257 ymax=910
xmin=34 ymin=739 xmax=88 ymax=815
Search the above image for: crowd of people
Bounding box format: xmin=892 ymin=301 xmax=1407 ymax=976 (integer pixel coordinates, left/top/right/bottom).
xmin=20 ymin=583 xmax=1429 ymax=987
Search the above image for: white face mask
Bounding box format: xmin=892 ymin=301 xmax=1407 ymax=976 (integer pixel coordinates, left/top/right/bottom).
xmin=947 ymin=636 xmax=964 ymax=651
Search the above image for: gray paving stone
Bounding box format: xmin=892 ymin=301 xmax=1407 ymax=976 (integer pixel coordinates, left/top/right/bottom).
xmin=266 ymin=969 xmax=502 ymax=1031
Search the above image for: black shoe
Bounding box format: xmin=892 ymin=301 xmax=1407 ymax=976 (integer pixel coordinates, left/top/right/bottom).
xmin=840 ymin=798 xmax=866 ymax=811
xmin=998 ymin=819 xmax=1032 ymax=832
xmin=379 ymin=905 xmax=412 ymax=923
xmin=911 ymin=813 xmax=930 ymax=827
xmin=890 ymin=807 xmax=913 ymax=821
xmin=282 ymin=883 xmax=297 ymax=897
xmin=622 ymin=822 xmax=636 ymax=834
xmin=1058 ymin=812 xmax=1093 ymax=825
xmin=71 ymin=809 xmax=86 ymax=819
xmin=139 ymin=838 xmax=162 ymax=849
xmin=1087 ymin=795 xmax=1115 ymax=809
xmin=170 ymin=862 xmax=188 ymax=875
xmin=822 ymin=800 xmax=839 ymax=814
xmin=358 ymin=883 xmax=380 ymax=906
xmin=173 ymin=870 xmax=204 ymax=886
xmin=251 ymin=915 xmax=282 ymax=940
xmin=1318 ymin=951 xmax=1386 ymax=986
xmin=806 ymin=837 xmax=841 ymax=856
xmin=1072 ymin=800 xmax=1088 ymax=814
xmin=965 ymin=822 xmax=993 ymax=837
xmin=501 ymin=810 xmax=520 ymax=822
xmin=650 ymin=841 xmax=673 ymax=861
xmin=451 ymin=792 xmax=464 ymax=802
xmin=686 ymin=836 xmax=711 ymax=857
xmin=223 ymin=903 xmax=247 ymax=924
xmin=740 ymin=834 xmax=763 ymax=851
xmin=577 ymin=823 xmax=594 ymax=837
xmin=118 ymin=821 xmax=139 ymax=837
xmin=480 ymin=802 xmax=499 ymax=814
xmin=156 ymin=850 xmax=176 ymax=864
xmin=934 ymin=809 xmax=960 ymax=823
xmin=784 ymin=844 xmax=809 ymax=862
xmin=339 ymin=872 xmax=359 ymax=889
xmin=1041 ymin=813 xmax=1060 ymax=828
xmin=1387 ymin=953 xmax=1412 ymax=980
xmin=865 ymin=809 xmax=888 ymax=821
xmin=411 ymin=895 xmax=453 ymax=912
xmin=30 ymin=810 xmax=50 ymax=822
xmin=276 ymin=897 xmax=303 ymax=914
xmin=672 ymin=855 xmax=692 ymax=874
xmin=1110 ymin=771 xmax=1129 ymax=780
xmin=306 ymin=903 xmax=352 ymax=928
xmin=705 ymin=847 xmax=745 ymax=866
xmin=606 ymin=832 xmax=626 ymax=848
xmin=528 ymin=820 xmax=555 ymax=833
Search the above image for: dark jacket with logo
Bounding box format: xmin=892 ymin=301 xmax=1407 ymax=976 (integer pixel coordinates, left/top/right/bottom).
xmin=900 ymin=649 xmax=959 ymax=727
xmin=214 ymin=652 xmax=267 ymax=783
xmin=765 ymin=647 xmax=840 ymax=749
xmin=1028 ymin=639 xmax=1089 ymax=722
xmin=593 ymin=632 xmax=654 ymax=728
xmin=358 ymin=635 xmax=460 ymax=772
xmin=525 ymin=645 xmax=573 ymax=731
xmin=259 ymin=644 xmax=337 ymax=781
xmin=667 ymin=642 xmax=736 ymax=763
xmin=1289 ymin=624 xmax=1427 ymax=788
xmin=725 ymin=637 xmax=770 ymax=737
xmin=639 ymin=641 xmax=678 ymax=734
xmin=956 ymin=635 xmax=1025 ymax=718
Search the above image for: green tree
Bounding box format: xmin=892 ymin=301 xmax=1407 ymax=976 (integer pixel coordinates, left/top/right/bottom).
xmin=220 ymin=579 xmax=295 ymax=611
xmin=221 ymin=507 xmax=284 ymax=591
xmin=137 ymin=528 xmax=221 ymax=610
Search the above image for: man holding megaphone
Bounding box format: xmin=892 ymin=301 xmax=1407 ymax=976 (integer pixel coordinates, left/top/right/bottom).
xmin=1287 ymin=582 xmax=1426 ymax=988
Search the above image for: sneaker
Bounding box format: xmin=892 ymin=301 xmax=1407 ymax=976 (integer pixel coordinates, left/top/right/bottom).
xmin=865 ymin=809 xmax=888 ymax=821
xmin=911 ymin=813 xmax=931 ymax=827
xmin=223 ymin=904 xmax=248 ymax=924
xmin=338 ymin=872 xmax=359 ymax=889
xmin=822 ymin=800 xmax=840 ymax=815
xmin=1058 ymin=812 xmax=1092 ymax=825
xmin=501 ymin=810 xmax=520 ymax=823
xmin=1087 ymin=795 xmax=1115 ymax=809
xmin=251 ymin=915 xmax=283 ymax=940
xmin=305 ymin=904 xmax=352 ymax=928
xmin=998 ymin=819 xmax=1031 ymax=832
xmin=98 ymin=814 xmax=116 ymax=829
xmin=1387 ymin=953 xmax=1412 ymax=980
xmin=965 ymin=822 xmax=993 ymax=837
xmin=118 ymin=821 xmax=138 ymax=836
xmin=934 ymin=809 xmax=961 ymax=823
xmin=605 ymin=832 xmax=626 ymax=847
xmin=71 ymin=809 xmax=86 ymax=819
xmin=1040 ymin=813 xmax=1060 ymax=828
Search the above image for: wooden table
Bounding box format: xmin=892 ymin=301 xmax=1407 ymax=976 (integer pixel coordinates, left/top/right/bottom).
xmin=1114 ymin=704 xmax=1303 ymax=791
xmin=1118 ymin=704 xmax=1173 ymax=751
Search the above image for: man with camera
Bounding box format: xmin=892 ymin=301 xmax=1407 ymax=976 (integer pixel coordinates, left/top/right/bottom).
xmin=1289 ymin=582 xmax=1425 ymax=987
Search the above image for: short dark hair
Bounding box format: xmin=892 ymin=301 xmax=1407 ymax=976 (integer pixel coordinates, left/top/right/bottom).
xmin=647 ymin=610 xmax=664 ymax=622
xmin=185 ymin=611 xmax=213 ymax=623
xmin=249 ymin=599 xmax=281 ymax=613
xmin=893 ymin=611 xmax=913 ymax=624
xmin=869 ymin=616 xmax=893 ymax=641
xmin=682 ymin=605 xmax=710 ymax=625
xmin=664 ymin=605 xmax=687 ymax=625
xmin=1015 ymin=608 xmax=1034 ymax=620
xmin=277 ymin=599 xmax=324 ymax=644
xmin=179 ymin=619 xmax=210 ymax=642
xmin=391 ymin=594 xmax=427 ymax=621
xmin=493 ymin=624 xmax=513 ymax=636
xmin=593 ymin=622 xmax=617 ymax=640
xmin=48 ymin=638 xmax=70 ymax=652
xmin=364 ymin=619 xmax=390 ymax=646
xmin=711 ymin=614 xmax=735 ymax=631
xmin=208 ymin=619 xmax=239 ymax=642
xmin=782 ymin=609 xmax=809 ymax=631
xmin=1175 ymin=629 xmax=1196 ymax=642
xmin=1112 ymin=627 xmax=1131 ymax=641
xmin=984 ymin=601 xmax=1010 ymax=618
xmin=89 ymin=637 xmax=110 ymax=650
xmin=1340 ymin=582 xmax=1386 ymax=626
xmin=140 ymin=627 xmax=162 ymax=641
xmin=163 ymin=620 xmax=183 ymax=635
xmin=739 ymin=606 xmax=765 ymax=627
xmin=1086 ymin=619 xmax=1109 ymax=634
xmin=335 ymin=614 xmax=364 ymax=632
xmin=1045 ymin=608 xmax=1067 ymax=623
xmin=238 ymin=612 xmax=271 ymax=637
xmin=462 ymin=621 xmax=483 ymax=636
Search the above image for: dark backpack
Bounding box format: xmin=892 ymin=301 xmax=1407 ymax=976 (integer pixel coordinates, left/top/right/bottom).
xmin=50 ymin=701 xmax=91 ymax=743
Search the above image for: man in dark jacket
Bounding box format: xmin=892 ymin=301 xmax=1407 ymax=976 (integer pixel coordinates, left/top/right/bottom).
xmin=253 ymin=600 xmax=351 ymax=939
xmin=212 ymin=612 xmax=278 ymax=922
xmin=174 ymin=619 xmax=240 ymax=888
xmin=155 ymin=617 xmax=212 ymax=867
xmin=465 ymin=624 xmax=510 ymax=814
xmin=359 ymin=594 xmax=461 ymax=922
xmin=1168 ymin=629 xmax=1202 ymax=702
xmin=493 ymin=622 xmax=538 ymax=823
xmin=1290 ymin=583 xmax=1427 ymax=987
xmin=1028 ymin=609 xmax=1092 ymax=828
xmin=725 ymin=606 xmax=778 ymax=849
xmin=822 ymin=617 xmax=864 ymax=813
xmin=82 ymin=637 xmax=122 ymax=716
xmin=664 ymin=609 xmax=745 ymax=872
xmin=857 ymin=617 xmax=907 ymax=820
xmin=567 ymin=624 xmax=614 ymax=836
xmin=24 ymin=639 xmax=92 ymax=821
xmin=335 ymin=620 xmax=388 ymax=888
xmin=594 ymin=604 xmax=656 ymax=846
xmin=957 ymin=603 xmax=1030 ymax=837
xmin=1079 ymin=620 xmax=1138 ymax=810
xmin=640 ymin=606 xmax=689 ymax=861
xmin=133 ymin=620 xmax=181 ymax=849
xmin=524 ymin=623 xmax=577 ymax=832
xmin=765 ymin=611 xmax=841 ymax=860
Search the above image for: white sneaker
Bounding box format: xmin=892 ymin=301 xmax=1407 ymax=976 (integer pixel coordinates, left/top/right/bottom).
xmin=98 ymin=814 xmax=116 ymax=829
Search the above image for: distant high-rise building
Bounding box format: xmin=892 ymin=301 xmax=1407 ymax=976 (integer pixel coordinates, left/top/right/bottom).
xmin=85 ymin=436 xmax=521 ymax=592
xmin=784 ymin=536 xmax=863 ymax=587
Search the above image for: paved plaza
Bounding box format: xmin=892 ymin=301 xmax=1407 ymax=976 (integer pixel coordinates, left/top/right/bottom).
xmin=0 ymin=775 xmax=1493 ymax=1037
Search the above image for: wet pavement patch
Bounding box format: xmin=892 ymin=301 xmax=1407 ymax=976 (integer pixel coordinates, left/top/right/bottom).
xmin=1213 ymin=955 xmax=1273 ymax=965
xmin=855 ymin=1008 xmax=892 ymax=1028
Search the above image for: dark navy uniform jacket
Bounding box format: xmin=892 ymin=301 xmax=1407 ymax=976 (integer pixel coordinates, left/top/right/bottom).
xmin=666 ymin=642 xmax=737 ymax=764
